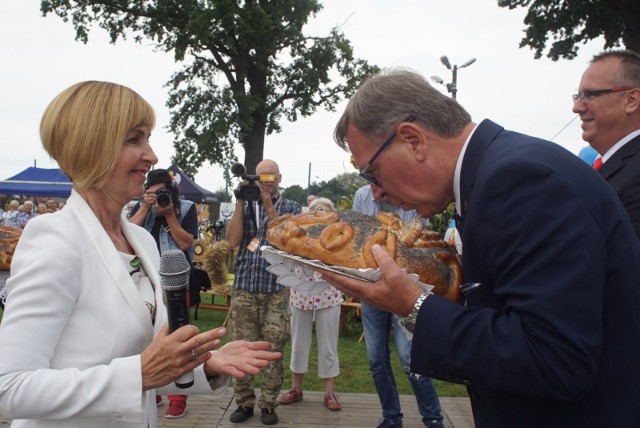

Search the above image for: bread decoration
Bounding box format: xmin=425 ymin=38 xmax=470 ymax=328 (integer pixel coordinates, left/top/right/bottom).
xmin=267 ymin=210 xmax=462 ymax=302
xmin=0 ymin=226 xmax=22 ymax=271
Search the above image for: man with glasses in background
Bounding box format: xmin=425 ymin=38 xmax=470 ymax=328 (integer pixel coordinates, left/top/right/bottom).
xmin=322 ymin=67 xmax=640 ymax=427
xmin=573 ymin=49 xmax=640 ymax=239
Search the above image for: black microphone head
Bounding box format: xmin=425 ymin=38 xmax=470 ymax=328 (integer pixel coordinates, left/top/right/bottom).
xmin=231 ymin=163 xmax=246 ymax=177
xmin=159 ymin=249 xmax=190 ymax=289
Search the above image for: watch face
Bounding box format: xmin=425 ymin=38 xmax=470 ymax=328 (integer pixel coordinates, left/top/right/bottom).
xmin=401 ymin=317 xmax=416 ymax=333
xmin=194 ymin=242 xmax=204 ymax=255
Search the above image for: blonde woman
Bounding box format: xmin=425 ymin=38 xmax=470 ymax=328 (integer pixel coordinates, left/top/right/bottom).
xmin=0 ymin=81 xmax=280 ymax=428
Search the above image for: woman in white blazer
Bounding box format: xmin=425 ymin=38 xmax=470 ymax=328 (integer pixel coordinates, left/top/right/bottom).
xmin=0 ymin=81 xmax=281 ymax=427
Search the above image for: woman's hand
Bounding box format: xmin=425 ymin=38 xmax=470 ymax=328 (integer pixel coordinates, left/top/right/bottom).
xmin=204 ymin=341 xmax=282 ymax=379
xmin=140 ymin=324 xmax=225 ymax=390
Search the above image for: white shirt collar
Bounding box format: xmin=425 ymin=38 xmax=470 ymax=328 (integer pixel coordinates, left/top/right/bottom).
xmin=602 ymin=129 xmax=640 ymax=163
xmin=454 ymin=122 xmax=481 ymax=214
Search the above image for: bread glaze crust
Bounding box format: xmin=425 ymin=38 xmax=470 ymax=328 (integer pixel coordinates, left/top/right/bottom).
xmin=267 ymin=210 xmax=462 ymax=302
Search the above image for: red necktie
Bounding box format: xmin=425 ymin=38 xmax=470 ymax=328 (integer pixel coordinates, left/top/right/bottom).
xmin=592 ymin=157 xmax=603 ymax=171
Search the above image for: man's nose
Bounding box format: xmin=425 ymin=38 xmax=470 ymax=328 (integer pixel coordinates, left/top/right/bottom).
xmin=371 ymin=183 xmax=385 ymax=201
xmin=572 ymin=99 xmax=586 ymax=114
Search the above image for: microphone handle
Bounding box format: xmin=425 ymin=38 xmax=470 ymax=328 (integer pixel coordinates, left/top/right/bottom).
xmin=163 ymin=286 xmax=194 ymax=388
xmin=175 ymin=371 xmax=194 ymax=389
xmin=164 ymin=287 xmax=190 ymax=332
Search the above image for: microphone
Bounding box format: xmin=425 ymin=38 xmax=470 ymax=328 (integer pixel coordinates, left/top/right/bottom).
xmin=231 ymin=163 xmax=247 ymax=178
xmin=159 ymin=249 xmax=194 ymax=388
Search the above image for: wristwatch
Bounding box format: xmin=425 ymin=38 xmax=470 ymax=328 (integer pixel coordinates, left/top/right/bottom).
xmin=400 ymin=293 xmax=429 ymax=333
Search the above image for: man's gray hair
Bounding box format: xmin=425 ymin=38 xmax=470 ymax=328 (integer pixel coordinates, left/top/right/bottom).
xmin=591 ymin=49 xmax=640 ymax=88
xmin=334 ymin=67 xmax=471 ymax=150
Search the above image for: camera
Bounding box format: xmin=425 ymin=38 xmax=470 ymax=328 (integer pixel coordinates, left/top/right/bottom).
xmin=231 ymin=163 xmax=268 ymax=202
xmin=155 ymin=188 xmax=173 ymax=207
xmin=237 ymin=175 xmax=261 ymax=202
xmin=211 ymin=220 xmax=225 ymax=232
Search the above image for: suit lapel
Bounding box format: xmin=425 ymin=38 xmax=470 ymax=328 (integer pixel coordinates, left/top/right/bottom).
xmin=459 ymin=119 xmax=504 ymax=219
xmin=599 ymin=136 xmax=640 ymax=179
xmin=121 ymin=220 xmax=165 ymax=332
xmin=67 ymin=191 xmax=154 ymax=343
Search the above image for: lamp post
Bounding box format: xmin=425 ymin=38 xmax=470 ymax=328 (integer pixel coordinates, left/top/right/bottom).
xmin=431 ymin=55 xmax=476 ymax=99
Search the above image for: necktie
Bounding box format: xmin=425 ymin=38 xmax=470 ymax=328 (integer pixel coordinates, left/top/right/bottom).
xmin=592 ymin=157 xmax=603 ymax=171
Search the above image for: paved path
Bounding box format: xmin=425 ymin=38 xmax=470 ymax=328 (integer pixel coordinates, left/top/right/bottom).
xmin=0 ymin=388 xmax=474 ymax=427
xmin=156 ymin=388 xmax=475 ymax=428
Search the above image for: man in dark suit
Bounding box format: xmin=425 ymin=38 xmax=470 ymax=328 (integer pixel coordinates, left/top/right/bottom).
xmin=323 ymin=68 xmax=640 ymax=427
xmin=573 ymin=49 xmax=640 ymax=239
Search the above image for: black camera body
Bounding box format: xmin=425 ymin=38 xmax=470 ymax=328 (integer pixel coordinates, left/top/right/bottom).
xmin=231 ymin=163 xmax=262 ymax=202
xmin=237 ymin=175 xmax=261 ymax=202
xmin=155 ymin=188 xmax=173 ymax=207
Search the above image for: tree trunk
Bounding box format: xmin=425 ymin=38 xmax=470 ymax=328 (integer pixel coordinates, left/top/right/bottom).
xmin=242 ymin=116 xmax=267 ymax=175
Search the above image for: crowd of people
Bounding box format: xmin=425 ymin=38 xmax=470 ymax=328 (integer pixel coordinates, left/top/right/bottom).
xmin=3 ymin=48 xmax=640 ymax=428
xmin=0 ymin=197 xmax=63 ymax=229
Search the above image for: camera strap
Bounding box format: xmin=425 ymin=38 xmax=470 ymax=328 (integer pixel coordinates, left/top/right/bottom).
xmin=247 ymin=195 xmax=282 ymax=233
xmin=247 ymin=200 xmax=258 ymax=231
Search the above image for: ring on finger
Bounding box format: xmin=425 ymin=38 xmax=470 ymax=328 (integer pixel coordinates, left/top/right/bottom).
xmin=191 ymin=350 xmax=196 ymax=361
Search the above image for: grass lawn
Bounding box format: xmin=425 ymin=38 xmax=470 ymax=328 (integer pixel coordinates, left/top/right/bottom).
xmin=0 ymin=293 xmax=468 ymax=398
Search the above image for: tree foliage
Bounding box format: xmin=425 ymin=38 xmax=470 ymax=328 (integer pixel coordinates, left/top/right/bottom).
xmin=41 ymin=0 xmax=377 ymax=176
xmin=497 ymin=0 xmax=640 ymax=60
xmin=280 ymin=184 xmax=307 ymax=205
xmin=281 ymin=172 xmax=366 ymax=207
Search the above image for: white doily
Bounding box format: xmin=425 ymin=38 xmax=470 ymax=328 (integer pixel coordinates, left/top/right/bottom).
xmin=261 ymin=246 xmax=432 ymax=298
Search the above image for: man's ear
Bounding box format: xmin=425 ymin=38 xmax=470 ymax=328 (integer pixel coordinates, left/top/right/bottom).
xmin=398 ymin=122 xmax=428 ymax=161
xmin=625 ymin=88 xmax=640 ymax=114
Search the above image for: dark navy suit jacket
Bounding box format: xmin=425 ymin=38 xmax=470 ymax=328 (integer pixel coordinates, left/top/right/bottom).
xmin=598 ymin=135 xmax=640 ymax=239
xmin=410 ymin=120 xmax=640 ymax=427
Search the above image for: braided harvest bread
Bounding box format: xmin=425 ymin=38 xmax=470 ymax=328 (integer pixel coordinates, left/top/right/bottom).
xmin=266 ymin=210 xmax=462 ymax=302
xmin=0 ymin=226 xmax=22 ymax=271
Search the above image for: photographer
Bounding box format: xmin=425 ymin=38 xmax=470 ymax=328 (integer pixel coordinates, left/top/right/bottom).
xmin=129 ymin=168 xmax=198 ymax=419
xmin=226 ymin=159 xmax=301 ymax=425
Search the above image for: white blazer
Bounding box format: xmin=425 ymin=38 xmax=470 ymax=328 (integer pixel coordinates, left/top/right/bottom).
xmin=0 ymin=190 xmax=227 ymax=427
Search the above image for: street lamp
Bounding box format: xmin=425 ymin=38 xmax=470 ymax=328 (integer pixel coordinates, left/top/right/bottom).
xmin=431 ymin=55 xmax=476 ymax=99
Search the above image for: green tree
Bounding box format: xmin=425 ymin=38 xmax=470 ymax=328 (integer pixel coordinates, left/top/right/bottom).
xmin=497 ymin=0 xmax=640 ymax=60
xmin=281 ymin=184 xmax=307 ymax=205
xmin=41 ymin=0 xmax=377 ymax=176
xmin=318 ymin=172 xmax=366 ymax=205
xmin=281 ymin=172 xmax=365 ymax=208
xmin=213 ymin=187 xmax=231 ymax=203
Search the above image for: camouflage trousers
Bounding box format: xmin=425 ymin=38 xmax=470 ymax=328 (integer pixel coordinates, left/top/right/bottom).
xmin=228 ymin=288 xmax=291 ymax=409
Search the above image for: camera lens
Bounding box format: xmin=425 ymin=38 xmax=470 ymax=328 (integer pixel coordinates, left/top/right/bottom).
xmin=155 ymin=189 xmax=172 ymax=207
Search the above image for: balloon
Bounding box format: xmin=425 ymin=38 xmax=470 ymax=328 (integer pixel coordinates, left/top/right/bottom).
xmin=578 ymin=146 xmax=598 ymax=166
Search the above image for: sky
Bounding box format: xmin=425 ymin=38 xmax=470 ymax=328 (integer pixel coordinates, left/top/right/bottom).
xmin=1 ymin=0 xmax=605 ymax=194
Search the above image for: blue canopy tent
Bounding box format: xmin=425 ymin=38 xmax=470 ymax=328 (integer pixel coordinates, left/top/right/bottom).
xmin=0 ymin=167 xmax=72 ymax=197
xmin=167 ymin=164 xmax=218 ymax=203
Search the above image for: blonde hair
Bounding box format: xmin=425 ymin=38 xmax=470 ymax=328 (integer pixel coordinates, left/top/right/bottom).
xmin=40 ymin=81 xmax=155 ymax=189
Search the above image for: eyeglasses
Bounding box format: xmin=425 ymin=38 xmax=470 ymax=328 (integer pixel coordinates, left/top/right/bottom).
xmin=357 ymin=115 xmax=416 ymax=186
xmin=572 ymin=87 xmax=635 ymax=103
